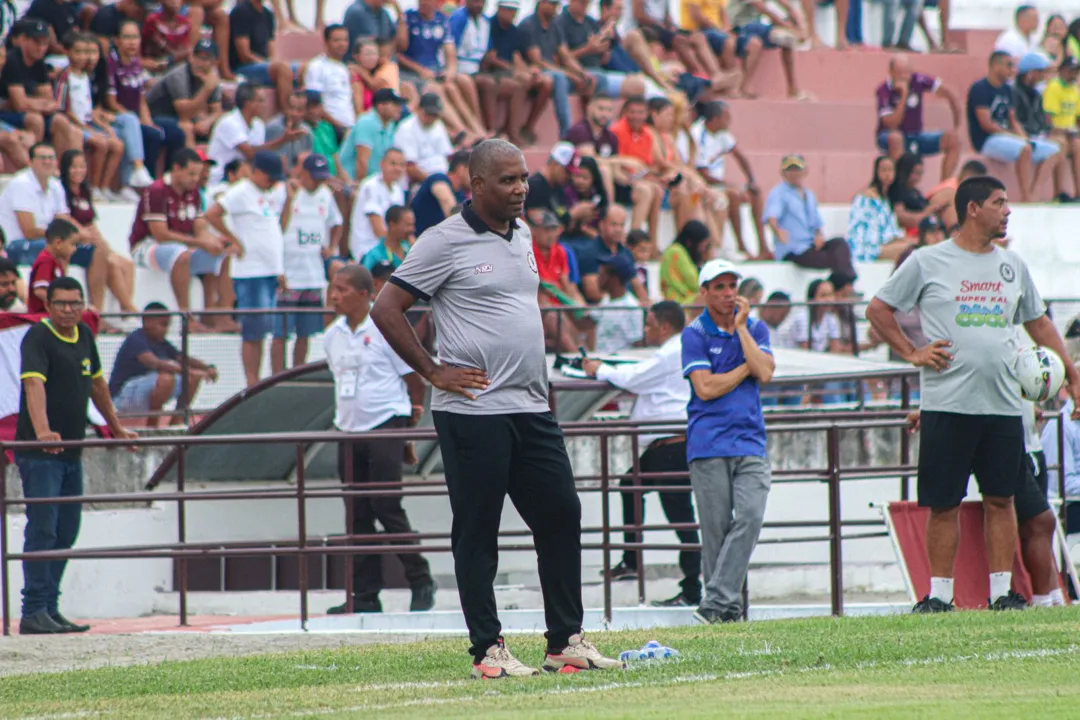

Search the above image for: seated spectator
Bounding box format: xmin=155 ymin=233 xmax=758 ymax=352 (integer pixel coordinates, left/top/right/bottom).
xmin=302 ymin=91 xmax=347 ymax=179
xmin=352 ymin=148 xmax=407 ymax=260
xmin=530 ymin=209 xmax=589 ymax=352
xmin=0 ymin=257 xmax=27 ymax=311
xmin=207 ymin=83 xmax=300 ymax=185
xmin=349 ymin=36 xmax=413 ymax=114
xmin=875 ymin=54 xmax=961 ymax=182
xmin=344 ymin=0 xmax=396 ymax=49
xmin=557 ymin=0 xmax=650 ymax=101
xmin=721 ymin=0 xmax=805 ymax=100
xmin=630 ymin=0 xmax=721 ymax=79
xmin=783 ymin=278 xmax=849 ymax=403
xmin=129 ymin=148 xmax=232 ymax=332
xmin=848 ymin=155 xmax=906 ymax=262
xmin=679 ymin=0 xmax=741 ymax=80
xmin=26 ymin=218 xmax=80 ymax=314
xmin=994 ymin=5 xmax=1041 ymax=59
xmin=394 ymin=92 xmax=454 ymax=184
xmin=1013 ymin=52 xmax=1065 ymax=197
xmin=265 ymin=91 xmax=314 ymax=171
xmin=370 ymin=258 xmax=394 ymax=296
xmin=109 ymin=303 xmax=218 ymax=427
xmin=592 ymin=253 xmax=643 ymax=353
xmin=228 ymin=0 xmax=295 ymax=112
xmin=519 ymin=0 xmax=596 ymax=138
xmin=758 ymin=289 xmax=800 ymax=406
xmin=410 ymin=149 xmax=471 ymax=236
xmin=759 ymin=291 xmax=792 ymax=340
xmin=763 ymin=154 xmax=857 ymax=278
xmin=647 ymin=96 xmax=717 ymax=234
xmin=272 ymin=153 xmax=343 ymax=375
xmin=0 ymin=45 xmax=34 ymax=170
xmin=60 ymin=149 xmax=137 ymax=314
xmin=1041 ymin=14 xmax=1067 ymax=64
xmin=362 ymin=204 xmax=413 ymax=270
xmin=141 ymin=0 xmax=193 ymax=75
xmin=738 ymin=277 xmax=764 ymax=309
xmin=925 ymin=158 xmax=985 ymax=230
xmin=0 ymin=20 xmax=80 ymax=155
xmin=967 ymin=51 xmax=1059 ymax=203
xmin=626 ymin=228 xmax=653 ymax=290
xmin=888 ymin=152 xmax=950 ymax=237
xmin=565 ymin=93 xmax=619 ymax=160
xmin=145 ymin=38 xmax=224 ymax=154
xmin=525 ymin=141 xmax=577 ymax=223
xmin=186 ymin=0 xmax=231 ymax=79
xmin=340 ymin=88 xmax=405 ymax=181
xmin=576 ymin=204 xmax=649 ymax=304
xmin=24 ymin=0 xmax=79 ymax=55
xmin=88 ymin=0 xmax=147 ymax=45
xmin=609 ymin=95 xmax=665 ymax=234
xmin=661 ymin=218 xmax=710 ymax=304
xmin=305 ymin=25 xmax=356 ymax=135
xmin=398 ymin=0 xmax=486 ymax=142
xmin=1045 ymin=57 xmax=1080 ymax=201
xmin=560 ymin=156 xmax=607 ymax=248
xmin=482 ymin=0 xmax=550 ymax=148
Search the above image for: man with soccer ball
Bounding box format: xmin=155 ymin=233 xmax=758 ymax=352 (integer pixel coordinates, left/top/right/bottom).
xmin=867 ymin=175 xmax=1080 ymax=612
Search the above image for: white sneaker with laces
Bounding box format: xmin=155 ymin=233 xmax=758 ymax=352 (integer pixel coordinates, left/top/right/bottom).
xmin=543 ymin=634 xmax=626 ymax=672
xmin=91 ymin=188 xmax=109 ymax=204
xmin=129 ymin=166 xmax=153 ymax=188
xmin=472 ymin=642 xmax=540 ymax=679
xmin=116 ymin=187 xmax=141 ymax=203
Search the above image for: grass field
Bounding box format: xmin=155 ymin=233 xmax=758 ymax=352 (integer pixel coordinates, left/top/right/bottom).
xmin=4 ymin=609 xmax=1080 ymax=719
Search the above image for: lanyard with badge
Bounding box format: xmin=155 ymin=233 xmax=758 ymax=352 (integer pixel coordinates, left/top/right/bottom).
xmin=338 ymin=348 xmax=366 ymax=399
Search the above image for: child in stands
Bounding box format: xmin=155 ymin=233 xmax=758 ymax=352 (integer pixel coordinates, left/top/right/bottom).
xmin=26 ymin=219 xmax=80 ymax=314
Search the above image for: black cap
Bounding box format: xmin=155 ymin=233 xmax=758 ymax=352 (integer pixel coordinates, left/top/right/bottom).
xmin=919 ymin=215 xmax=944 ymax=234
xmin=598 ymin=253 xmax=636 ymax=283
xmin=827 ymin=270 xmax=857 ymax=292
xmin=370 ymin=261 xmax=395 ymax=279
xmin=194 ymin=38 xmax=219 ymax=58
xmin=253 ymin=151 xmax=285 ymax=182
xmin=531 ymin=209 xmax=562 ymax=228
xmin=20 ymin=19 xmax=49 ymax=39
xmin=1062 ymin=56 xmax=1079 ymax=71
xmin=302 ymin=153 xmax=331 ymax=180
xmin=419 ymin=92 xmax=444 ymax=114
xmin=372 ymin=88 xmax=405 ymax=105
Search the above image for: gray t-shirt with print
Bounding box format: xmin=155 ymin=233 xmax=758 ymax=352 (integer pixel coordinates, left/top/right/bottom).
xmin=389 ymin=203 xmax=550 ymax=415
xmin=875 ymin=240 xmax=1044 ymax=416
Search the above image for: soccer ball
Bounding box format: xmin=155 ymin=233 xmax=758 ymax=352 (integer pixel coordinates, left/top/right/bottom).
xmin=1015 ymin=346 xmax=1066 ymax=402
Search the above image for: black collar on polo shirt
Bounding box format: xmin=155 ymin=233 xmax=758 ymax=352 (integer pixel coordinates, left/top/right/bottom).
xmin=461 ymin=201 xmax=518 ymax=242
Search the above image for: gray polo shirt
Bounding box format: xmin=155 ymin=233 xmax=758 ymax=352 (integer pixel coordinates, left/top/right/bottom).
xmin=389 ymin=203 xmax=550 ymax=415
xmin=519 ymin=14 xmax=565 ymax=64
xmin=556 ymin=9 xmax=603 ymax=68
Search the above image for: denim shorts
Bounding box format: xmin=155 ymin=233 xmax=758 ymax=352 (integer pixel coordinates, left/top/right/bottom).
xmin=235 ymin=62 xmax=300 ymax=86
xmin=704 ymin=29 xmax=730 ymax=55
xmin=114 ymin=371 xmax=182 ymax=412
xmin=234 ymin=276 xmax=279 ymax=341
xmin=877 ymin=130 xmax=943 ymax=155
xmin=735 ymin=22 xmax=778 ymax=56
xmin=5 ymin=239 xmax=94 ymax=269
xmin=272 ymin=289 xmax=324 ymax=339
xmin=588 ymin=70 xmax=627 ymax=97
xmin=980 ymin=134 xmax=1060 ymax=164
xmin=131 ymin=240 xmax=224 ymax=277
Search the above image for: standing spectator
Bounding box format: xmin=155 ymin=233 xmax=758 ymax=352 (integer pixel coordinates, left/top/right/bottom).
xmin=207 ymin=83 xmax=300 ymax=185
xmin=661 ymin=219 xmax=710 ymax=305
xmin=141 ymin=0 xmax=193 ymax=75
xmin=967 ymin=51 xmax=1058 ymax=203
xmin=15 ymin=276 xmax=136 ymax=635
xmin=228 ymin=0 xmax=295 ymax=112
xmin=581 ymin=300 xmax=702 ymax=608
xmin=128 ymin=148 xmax=231 ymax=333
xmin=352 ymin=148 xmax=408 ymax=260
xmin=145 ymin=39 xmax=224 ymax=155
xmin=591 ymin=254 xmax=643 ymax=354
xmin=206 ymin=152 xmax=288 ymax=387
xmin=324 ymin=264 xmax=436 ymax=615
xmin=109 ymin=303 xmax=218 ymax=427
xmin=682 ymin=259 xmax=774 ymax=624
xmin=265 ymin=91 xmax=315 ymax=172
xmin=1044 ymin=56 xmax=1080 ymax=201
xmin=362 ymin=205 xmax=413 ymax=270
xmin=847 ymin=155 xmax=906 ymax=262
xmin=26 ymin=219 xmax=79 ymax=315
xmin=394 ymin=92 xmax=454 ymax=184
xmin=576 ymin=204 xmax=649 ymax=305
xmin=875 ymin=55 xmax=961 ymax=183
xmin=305 ymin=25 xmax=356 ymax=134
xmin=271 ymin=154 xmax=344 ymax=375
xmin=519 ymin=0 xmax=596 ymax=138
xmin=340 ymin=87 xmax=405 ymax=182
xmin=995 ymin=5 xmax=1041 ymax=59
xmin=888 ymin=153 xmax=951 ymax=237
xmin=763 ymin=154 xmax=857 ymax=279
xmin=410 ymin=149 xmax=471 ymax=236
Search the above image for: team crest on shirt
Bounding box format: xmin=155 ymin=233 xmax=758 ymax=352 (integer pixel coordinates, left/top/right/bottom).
xmin=81 ymin=358 xmax=91 ymax=376
xmin=526 ymin=252 xmax=537 ymax=273
xmin=1000 ymin=263 xmax=1016 ymax=283
xmin=363 ymin=335 xmax=372 ymax=346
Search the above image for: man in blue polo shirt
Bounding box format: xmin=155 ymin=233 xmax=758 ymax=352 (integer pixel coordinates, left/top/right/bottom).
xmin=682 ymin=258 xmax=775 ymax=625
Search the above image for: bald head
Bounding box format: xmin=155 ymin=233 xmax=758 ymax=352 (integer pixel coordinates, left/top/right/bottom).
xmin=889 ymin=54 xmax=911 ymax=82
xmin=469 ymin=139 xmax=524 ymax=181
xmin=337 ymin=263 xmax=374 ymax=294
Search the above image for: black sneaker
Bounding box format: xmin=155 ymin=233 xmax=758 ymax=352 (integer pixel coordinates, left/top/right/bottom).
xmin=989 ymin=591 xmax=1028 ymax=611
xmin=327 ymin=597 xmax=382 ymax=615
xmin=603 ymin=561 xmax=638 ymax=582
xmin=50 ymin=611 xmax=90 ymax=633
xmin=19 ymin=610 xmax=65 ymax=635
xmin=693 ymin=607 xmax=741 ymax=624
xmin=410 ymin=580 xmax=437 ymax=612
xmin=912 ymin=595 xmax=954 ymax=614
xmin=651 ymin=592 xmax=697 ymax=608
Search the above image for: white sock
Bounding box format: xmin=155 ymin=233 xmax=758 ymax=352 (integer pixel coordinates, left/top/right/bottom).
xmin=929 ymin=576 xmax=954 ymax=603
xmin=989 ymin=572 xmax=1012 ymax=601
xmin=1032 ymin=593 xmax=1053 ymax=607
xmin=1050 ymin=588 xmax=1066 ymax=606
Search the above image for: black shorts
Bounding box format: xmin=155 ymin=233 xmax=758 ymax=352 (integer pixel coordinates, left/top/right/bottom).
xmin=614 ymin=183 xmax=633 ymax=206
xmin=639 ymin=23 xmax=682 ymax=51
xmin=917 ymin=411 xmax=1024 ymax=508
xmin=1015 ymin=452 xmax=1051 ymax=524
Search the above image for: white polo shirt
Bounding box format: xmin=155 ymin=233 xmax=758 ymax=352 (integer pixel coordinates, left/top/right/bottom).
xmin=304 ymin=54 xmax=355 ymax=128
xmin=393 ymin=114 xmax=453 ymax=177
xmin=686 ymin=119 xmax=736 ymax=182
xmin=207 ymin=109 xmax=266 ymax=185
xmin=324 ymin=313 xmax=413 ymax=432
xmin=0 ymin=169 xmax=69 ymax=243
xmin=216 ymin=178 xmax=287 ymax=279
xmin=283 ymin=184 xmax=343 ymax=290
xmin=350 ymin=172 xmax=406 ymax=259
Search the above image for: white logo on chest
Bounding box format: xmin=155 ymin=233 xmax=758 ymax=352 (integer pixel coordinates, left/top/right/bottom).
xmin=474 ymin=263 xmax=494 ymax=275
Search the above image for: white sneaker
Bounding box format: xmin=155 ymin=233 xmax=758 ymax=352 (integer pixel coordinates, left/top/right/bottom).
xmin=91 ymin=188 xmax=109 ymax=204
xmin=543 ymin=634 xmax=626 ymax=672
xmin=471 ymin=642 xmax=540 ymax=679
xmin=116 ymin=187 xmax=141 ymax=203
xmin=129 ymin=166 xmax=153 ymax=188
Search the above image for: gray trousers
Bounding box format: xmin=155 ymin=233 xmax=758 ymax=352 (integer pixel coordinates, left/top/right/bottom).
xmin=690 ymin=456 xmax=772 ymax=613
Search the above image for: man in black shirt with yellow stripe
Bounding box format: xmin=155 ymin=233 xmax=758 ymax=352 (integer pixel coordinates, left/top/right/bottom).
xmin=15 ymin=276 xmax=137 ymax=635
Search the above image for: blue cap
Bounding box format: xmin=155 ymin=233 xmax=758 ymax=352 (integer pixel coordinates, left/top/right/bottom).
xmin=253 ymin=151 xmax=285 ymax=182
xmin=303 ymin=153 xmax=331 ymax=180
xmin=598 ymin=253 xmax=636 ymax=283
xmin=1018 ymin=52 xmax=1052 ymax=74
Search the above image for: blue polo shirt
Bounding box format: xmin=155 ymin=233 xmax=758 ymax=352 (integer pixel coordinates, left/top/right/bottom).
xmin=682 ymin=311 xmax=771 ymax=462
xmin=762 ymin=181 xmax=823 ymax=260
xmin=489 ymin=18 xmax=520 ymax=63
xmin=404 ymin=9 xmax=451 ymax=70
xmin=411 ymin=173 xmax=467 ymax=236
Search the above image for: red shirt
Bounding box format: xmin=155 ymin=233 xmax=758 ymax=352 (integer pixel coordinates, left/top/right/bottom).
xmin=129 ymin=179 xmax=203 ymax=247
xmin=611 ymin=117 xmax=655 ymax=167
xmin=27 ymin=250 xmax=64 ymax=314
xmin=142 ymin=12 xmax=193 ymax=59
xmin=533 ymin=240 xmax=569 ymax=286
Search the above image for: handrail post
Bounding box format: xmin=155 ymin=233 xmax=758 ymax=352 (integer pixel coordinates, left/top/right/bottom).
xmin=0 ymin=448 xmax=9 ymax=636
xmin=600 ymin=431 xmax=612 ymax=623
xmin=177 ymin=443 xmax=188 ymax=626
xmin=179 ymin=313 xmax=190 ymax=426
xmin=1058 ymin=412 xmax=1067 ymax=533
xmin=899 ymin=376 xmax=911 ymax=502
xmin=344 ymin=438 xmax=354 ymax=613
xmin=631 ymin=432 xmax=644 ymax=606
xmin=827 ymin=425 xmax=844 ymax=617
xmin=296 ymin=444 xmax=309 ymax=631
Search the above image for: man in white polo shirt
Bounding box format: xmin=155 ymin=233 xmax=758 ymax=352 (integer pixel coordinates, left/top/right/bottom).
xmin=303 ymin=24 xmax=355 ymax=134
xmin=207 ymin=83 xmax=306 ymax=185
xmin=394 ymin=93 xmax=454 ymax=184
xmin=324 ymin=263 xmax=436 ymax=615
xmin=0 ymin=143 xmax=72 ymax=266
xmin=351 ymin=148 xmax=407 ymax=260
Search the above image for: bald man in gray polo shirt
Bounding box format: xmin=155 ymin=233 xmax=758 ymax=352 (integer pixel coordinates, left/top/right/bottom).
xmin=372 ymin=139 xmax=622 ymax=679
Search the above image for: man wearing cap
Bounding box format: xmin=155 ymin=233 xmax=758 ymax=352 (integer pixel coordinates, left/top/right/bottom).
xmin=372 ymin=138 xmax=623 ymax=678
xmin=763 ymin=154 xmax=858 ymax=278
xmin=410 ymin=149 xmax=471 ymax=237
xmin=525 ymin=141 xmax=577 ymax=226
xmin=875 ymin=55 xmax=961 ymax=183
xmin=340 ymin=87 xmax=405 ymax=182
xmin=1043 ymin=56 xmax=1080 ymax=200
xmin=206 ymin=150 xmax=288 ymax=387
xmin=531 ymin=208 xmax=589 ymax=352
xmin=352 ymin=148 xmax=408 ymax=260
xmin=271 ymin=153 xmax=344 ymax=375
xmin=265 ymin=91 xmax=315 ymax=172
xmin=682 ymin=258 xmax=774 ymax=624
xmin=394 ymin=92 xmax=455 ymax=184
xmin=0 ymin=19 xmax=80 ymax=152
xmin=519 ymin=0 xmax=597 ymax=137
xmin=485 ymin=0 xmax=554 ymax=147
xmin=146 ymin=38 xmax=224 ymax=151
xmin=967 ymin=51 xmax=1058 ymax=203
xmin=591 ymin=254 xmax=643 ymax=354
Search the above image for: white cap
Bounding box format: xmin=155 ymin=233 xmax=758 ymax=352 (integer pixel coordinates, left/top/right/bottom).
xmin=550 ymin=141 xmax=580 ymax=169
xmin=698 ymin=258 xmax=742 ymax=287
xmin=497 ymin=0 xmax=520 ymax=7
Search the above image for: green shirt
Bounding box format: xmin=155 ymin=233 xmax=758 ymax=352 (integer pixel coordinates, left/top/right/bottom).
xmin=660 ymin=243 xmax=700 ymax=305
xmin=312 ymin=121 xmax=341 ymax=175
xmin=361 ymin=240 xmax=410 ymax=269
